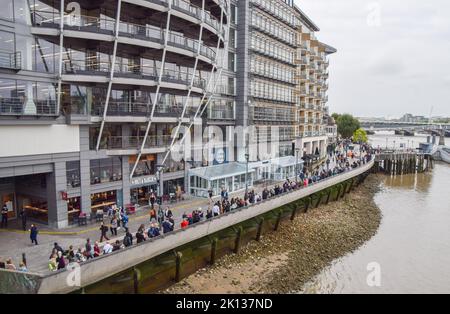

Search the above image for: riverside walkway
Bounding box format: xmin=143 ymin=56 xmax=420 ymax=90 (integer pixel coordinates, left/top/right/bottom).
xmin=0 ymin=156 xmax=374 ymax=294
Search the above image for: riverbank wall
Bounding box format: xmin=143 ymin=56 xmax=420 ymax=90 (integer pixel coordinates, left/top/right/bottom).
xmin=0 ymin=160 xmax=374 ymax=294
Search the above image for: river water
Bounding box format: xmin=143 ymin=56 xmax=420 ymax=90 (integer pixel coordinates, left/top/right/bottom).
xmin=302 ymin=132 xmax=450 ymax=294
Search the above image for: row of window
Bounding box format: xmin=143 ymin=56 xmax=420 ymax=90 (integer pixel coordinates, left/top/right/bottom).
xmin=251 ymin=34 xmax=295 ymax=65
xmin=251 ymin=11 xmax=295 ymax=46
xmin=253 ymin=106 xmax=294 ymax=122
xmin=250 ymin=57 xmax=295 ymax=84
xmin=251 ymin=80 xmax=294 ymax=103
xmin=251 ymin=0 xmax=296 ymax=27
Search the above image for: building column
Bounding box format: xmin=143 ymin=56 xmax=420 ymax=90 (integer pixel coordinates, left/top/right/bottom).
xmin=121 ymin=155 xmax=131 ymax=207
xmin=47 ymin=162 xmax=68 ymax=229
xmin=79 ymin=126 xmax=91 ymax=214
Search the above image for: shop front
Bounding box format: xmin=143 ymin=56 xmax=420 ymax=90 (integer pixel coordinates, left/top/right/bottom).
xmin=250 ymin=156 xmax=304 ymax=183
xmin=188 ymin=163 xmax=255 ymax=198
xmin=130 ymin=175 xmax=158 ymax=207
xmin=90 ymin=190 xmax=119 ymax=214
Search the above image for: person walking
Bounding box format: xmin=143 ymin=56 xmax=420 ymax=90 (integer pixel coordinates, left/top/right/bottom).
xmin=110 ymin=217 xmax=118 ymax=236
xmin=149 ymin=190 xmax=156 ymax=209
xmin=121 ymin=212 xmax=129 ymax=233
xmin=99 ymin=222 xmax=109 ymax=242
xmin=29 ymin=224 xmax=38 ymax=245
xmin=19 ymin=209 xmax=27 ymax=231
xmin=1 ymin=203 xmax=8 ymax=228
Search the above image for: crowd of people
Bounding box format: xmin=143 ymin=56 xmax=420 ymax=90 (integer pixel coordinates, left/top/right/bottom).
xmin=1 ymin=141 xmax=373 ymax=273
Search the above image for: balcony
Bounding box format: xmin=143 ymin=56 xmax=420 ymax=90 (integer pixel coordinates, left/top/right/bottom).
xmin=92 ymin=101 xmax=200 ymax=117
xmin=208 ymin=108 xmax=235 ymax=120
xmin=0 ymin=98 xmax=57 ymax=116
xmin=33 ymin=13 xmax=216 ymax=64
xmin=107 ymin=135 xmax=172 ymax=150
xmin=0 ymin=51 xmax=21 ymax=71
xmin=63 ymin=62 xmax=206 ymax=90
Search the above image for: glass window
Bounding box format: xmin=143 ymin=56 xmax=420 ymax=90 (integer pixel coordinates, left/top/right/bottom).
xmin=0 ymin=0 xmax=13 ymax=21
xmin=66 ymin=161 xmax=81 ymax=188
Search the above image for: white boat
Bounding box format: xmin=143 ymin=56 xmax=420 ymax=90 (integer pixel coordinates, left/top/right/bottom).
xmin=433 ymin=146 xmax=450 ymax=163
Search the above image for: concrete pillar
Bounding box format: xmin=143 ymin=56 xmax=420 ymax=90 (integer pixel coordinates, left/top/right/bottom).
xmin=79 ymin=126 xmax=92 ymax=214
xmin=121 ymin=155 xmax=131 ymax=207
xmin=47 ymin=162 xmax=69 ymax=228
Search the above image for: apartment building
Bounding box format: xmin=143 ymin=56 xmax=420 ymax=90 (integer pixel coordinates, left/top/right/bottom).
xmin=294 ymin=6 xmax=336 ymax=159
xmin=0 ymin=0 xmax=231 ymax=228
xmin=0 ymin=0 xmax=335 ymax=228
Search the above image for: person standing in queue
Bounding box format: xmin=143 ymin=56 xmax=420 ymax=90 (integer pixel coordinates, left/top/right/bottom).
xmin=1 ymin=203 xmax=8 ymax=228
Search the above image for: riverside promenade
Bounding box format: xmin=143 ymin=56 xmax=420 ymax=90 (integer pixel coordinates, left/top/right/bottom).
xmin=0 ymin=157 xmax=374 ymax=294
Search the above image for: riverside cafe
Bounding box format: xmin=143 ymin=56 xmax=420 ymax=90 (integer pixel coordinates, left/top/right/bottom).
xmin=188 ymin=163 xmax=255 ymax=198
xmin=250 ymin=156 xmax=304 ymax=183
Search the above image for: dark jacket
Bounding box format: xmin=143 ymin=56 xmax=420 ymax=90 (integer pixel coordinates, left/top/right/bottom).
xmin=30 ymin=226 xmax=38 ymax=239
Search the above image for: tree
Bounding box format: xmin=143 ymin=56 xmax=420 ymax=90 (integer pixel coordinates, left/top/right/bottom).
xmin=353 ymin=128 xmax=368 ymax=143
xmin=331 ymin=113 xmax=341 ymax=121
xmin=336 ymin=114 xmax=361 ymax=138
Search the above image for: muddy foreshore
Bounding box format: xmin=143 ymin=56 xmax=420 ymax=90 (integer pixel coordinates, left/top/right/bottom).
xmin=164 ymin=174 xmax=383 ymax=294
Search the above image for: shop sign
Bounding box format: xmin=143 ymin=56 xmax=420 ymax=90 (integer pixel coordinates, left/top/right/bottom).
xmin=131 ymin=175 xmax=157 ymax=187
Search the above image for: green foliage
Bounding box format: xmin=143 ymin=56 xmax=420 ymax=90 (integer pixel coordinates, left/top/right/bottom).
xmin=353 ymin=128 xmax=368 ymax=143
xmin=336 ymin=114 xmax=361 ymax=138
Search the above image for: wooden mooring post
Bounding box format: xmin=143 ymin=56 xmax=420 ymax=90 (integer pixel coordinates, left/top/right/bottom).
xmin=375 ymin=151 xmax=432 ymax=176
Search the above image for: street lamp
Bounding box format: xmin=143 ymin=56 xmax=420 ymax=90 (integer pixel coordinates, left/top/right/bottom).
xmin=156 ymin=164 xmax=165 ymax=205
xmin=244 ymin=152 xmax=249 ymax=202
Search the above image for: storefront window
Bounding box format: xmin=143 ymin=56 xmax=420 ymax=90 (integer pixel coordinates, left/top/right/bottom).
xmin=91 ymin=191 xmax=117 ymax=213
xmin=67 ymin=197 xmax=80 ymax=224
xmin=90 ymin=157 xmax=122 ymax=185
xmin=66 ymin=161 xmax=80 ymax=188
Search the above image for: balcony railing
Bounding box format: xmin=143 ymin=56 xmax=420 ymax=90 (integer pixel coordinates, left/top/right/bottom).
xmin=0 ymin=97 xmax=57 ymax=116
xmin=208 ymin=109 xmax=235 ymax=120
xmin=34 ymin=13 xmax=216 ymax=62
xmin=0 ymin=51 xmax=21 ymax=70
xmin=92 ymin=101 xmax=200 ymax=117
xmin=107 ymin=135 xmax=172 ymax=150
xmin=63 ymin=61 xmax=206 ymax=89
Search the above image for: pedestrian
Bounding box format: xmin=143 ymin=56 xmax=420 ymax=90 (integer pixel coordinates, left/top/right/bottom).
xmin=29 ymin=224 xmax=38 ymax=245
xmin=0 ymin=258 xmax=5 ymax=269
xmin=112 ymin=240 xmax=122 ymax=252
xmin=93 ymin=241 xmax=101 ymax=257
xmin=48 ymin=254 xmax=57 ymax=271
xmin=136 ymin=224 xmax=146 ymax=244
xmin=110 ymin=217 xmax=118 ymax=236
xmin=149 ymin=190 xmax=156 ymax=209
xmin=123 ymin=231 xmax=133 ymax=247
xmin=149 ymin=207 xmax=157 ymax=222
xmin=157 ymin=206 xmax=164 ymax=225
xmin=99 ymin=222 xmax=109 ymax=242
xmin=85 ymin=239 xmax=93 ymax=260
xmin=53 ymin=242 xmax=64 ymax=254
xmin=19 ymin=209 xmax=27 ymax=231
xmin=164 ymin=207 xmax=173 ymax=219
xmin=162 ymin=219 xmax=173 ymax=234
xmin=5 ymin=258 xmax=16 ymax=270
xmin=67 ymin=245 xmax=76 ymax=263
xmin=212 ymin=203 xmax=220 ymax=217
xmin=121 ymin=212 xmax=129 ymax=233
xmin=57 ymin=251 xmax=66 ymax=270
xmin=1 ymin=203 xmax=8 ymax=228
xmin=180 ymin=218 xmax=189 ymax=229
xmin=208 ymin=189 xmax=213 ymax=199
xmin=103 ymin=242 xmax=113 ymax=254
xmin=18 ymin=262 xmax=28 ymax=272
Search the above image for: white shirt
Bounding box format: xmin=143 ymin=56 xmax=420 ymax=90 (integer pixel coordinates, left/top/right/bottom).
xmin=103 ymin=243 xmax=113 ymax=254
xmin=212 ymin=205 xmax=220 ymax=215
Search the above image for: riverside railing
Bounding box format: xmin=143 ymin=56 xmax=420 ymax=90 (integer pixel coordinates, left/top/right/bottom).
xmin=33 ymin=157 xmax=374 ymax=279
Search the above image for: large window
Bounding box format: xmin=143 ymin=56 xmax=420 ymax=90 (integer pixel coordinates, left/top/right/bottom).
xmin=66 ymin=161 xmax=80 ymax=188
xmin=0 ymin=0 xmax=13 ymax=21
xmin=90 ymin=157 xmax=122 ymax=185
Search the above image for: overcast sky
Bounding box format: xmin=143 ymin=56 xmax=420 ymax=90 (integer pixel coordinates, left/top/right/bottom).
xmin=296 ymin=0 xmax=450 ymax=118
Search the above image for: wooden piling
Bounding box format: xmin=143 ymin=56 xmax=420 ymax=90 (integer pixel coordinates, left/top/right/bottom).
xmin=256 ymin=218 xmax=264 ymax=241
xmin=210 ymin=238 xmax=218 ymax=265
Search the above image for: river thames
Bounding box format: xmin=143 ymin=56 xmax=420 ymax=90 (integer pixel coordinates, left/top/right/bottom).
xmin=302 ymin=132 xmax=450 ymax=294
